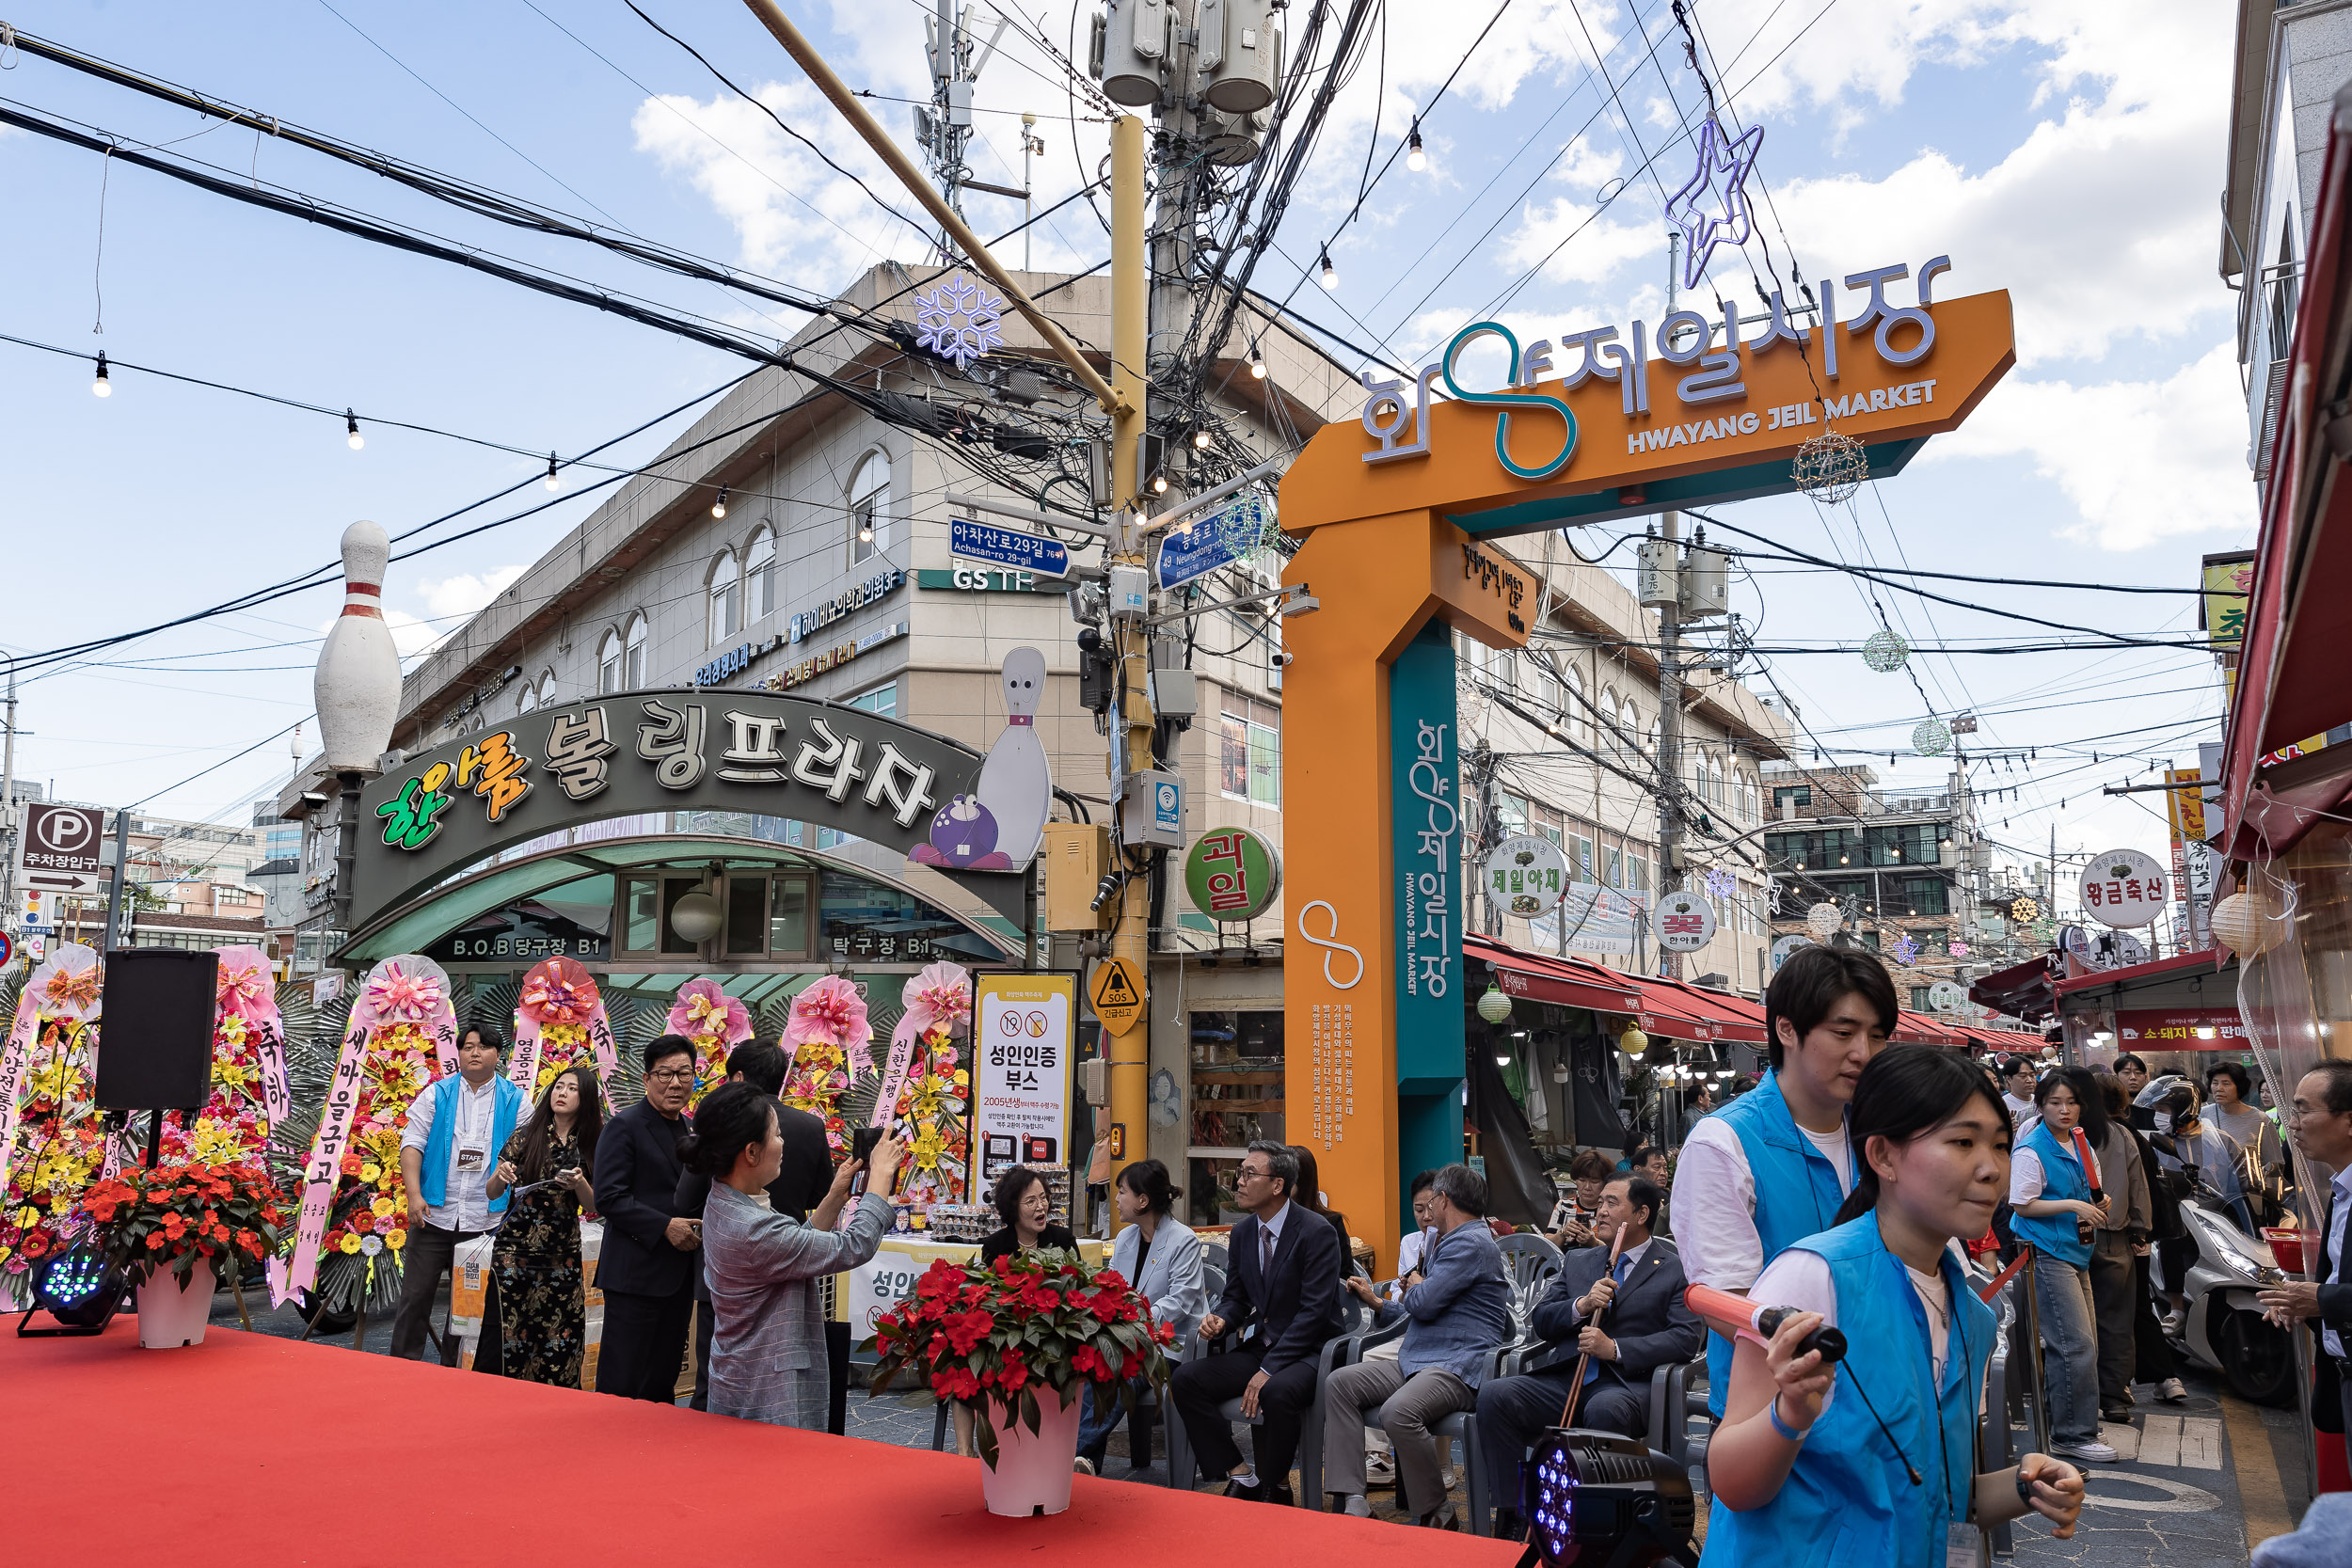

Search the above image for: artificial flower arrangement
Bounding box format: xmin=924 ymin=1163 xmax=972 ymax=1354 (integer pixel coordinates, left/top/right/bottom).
xmin=166 ymin=946 xmax=290 ymax=1168
xmin=873 ymin=963 xmax=972 ymax=1205
xmin=271 ymin=956 xmax=455 ymax=1308
xmin=81 ymin=1158 xmax=288 ymax=1291
xmin=512 ymin=957 xmax=616 ymax=1104
xmin=781 ymin=974 xmax=871 ymax=1158
xmin=667 ymin=978 xmax=751 ymax=1109
xmin=0 ymin=945 xmax=124 ymax=1294
xmin=867 ymin=1249 xmax=1175 ymax=1468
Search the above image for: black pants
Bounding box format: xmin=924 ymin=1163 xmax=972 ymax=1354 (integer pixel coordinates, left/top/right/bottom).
xmin=599 ymin=1285 xmax=694 ymax=1402
xmin=389 ymin=1222 xmax=499 ymax=1364
xmin=1477 ymin=1368 xmax=1644 ymax=1518
xmin=2130 ymin=1251 xmax=2180 ymax=1384
xmin=1171 ymin=1347 xmax=1320 ymax=1489
xmin=691 ymin=1297 xmax=713 ymax=1412
xmin=2089 ymin=1230 xmax=2137 ymax=1409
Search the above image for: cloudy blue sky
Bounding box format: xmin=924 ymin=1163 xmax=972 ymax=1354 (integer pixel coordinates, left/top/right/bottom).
xmin=0 ymin=1 xmax=2244 ymax=919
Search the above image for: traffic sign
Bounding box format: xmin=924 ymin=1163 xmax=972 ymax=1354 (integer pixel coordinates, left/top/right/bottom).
xmin=0 ymin=930 xmax=13 ymax=971
xmin=1088 ymin=955 xmax=1146 ymax=1037
xmin=1155 ymin=495 xmax=1268 ymax=590
xmin=949 ymin=517 xmax=1070 ymax=578
xmin=17 ymin=802 xmax=105 ymax=895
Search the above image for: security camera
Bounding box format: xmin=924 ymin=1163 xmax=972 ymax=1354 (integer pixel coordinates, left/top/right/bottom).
xmin=1269 ymin=650 xmax=1295 ymax=668
xmin=1278 ymin=590 xmax=1320 ymax=617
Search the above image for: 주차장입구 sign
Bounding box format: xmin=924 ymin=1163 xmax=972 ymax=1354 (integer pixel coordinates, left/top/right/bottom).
xmin=950 ymin=517 xmax=1070 ymax=578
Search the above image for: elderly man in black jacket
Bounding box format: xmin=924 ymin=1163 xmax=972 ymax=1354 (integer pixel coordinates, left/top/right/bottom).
xmin=1170 ymin=1140 xmax=1343 ymax=1504
xmin=1477 ymin=1175 xmax=1703 ymax=1540
xmin=592 ymin=1034 xmax=703 ymax=1402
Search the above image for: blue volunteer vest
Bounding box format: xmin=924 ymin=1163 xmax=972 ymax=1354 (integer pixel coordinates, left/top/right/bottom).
xmin=2005 ymin=1121 xmax=2093 ymax=1268
xmin=421 ymin=1072 xmax=524 ymax=1218
xmin=1699 ymin=1217 xmax=1996 ymax=1568
xmin=1703 ymin=1069 xmax=1851 ymax=1417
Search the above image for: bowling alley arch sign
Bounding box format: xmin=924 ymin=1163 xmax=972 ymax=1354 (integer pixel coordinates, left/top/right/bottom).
xmin=345 ymin=689 xmax=1024 ymax=937
xmin=1274 ymin=258 xmax=2015 ymax=1273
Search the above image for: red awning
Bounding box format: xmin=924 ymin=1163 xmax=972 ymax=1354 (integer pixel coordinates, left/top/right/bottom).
xmin=1629 ymin=976 xmax=1769 ymax=1046
xmin=2052 ymin=947 xmax=2233 ymax=998
xmin=1893 ymin=1009 xmax=1968 ymax=1047
xmin=1969 ymin=953 xmax=2058 ymax=1024
xmin=1470 ymin=934 xmax=1645 ymax=1014
xmin=2220 ymin=79 xmax=2352 ymax=855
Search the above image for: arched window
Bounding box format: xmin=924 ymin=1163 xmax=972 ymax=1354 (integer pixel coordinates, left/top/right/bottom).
xmin=537 ymin=672 xmax=557 ymax=710
xmin=517 ymin=680 xmax=538 ymax=716
xmin=1621 ymin=699 xmax=1642 ymax=760
xmin=745 ymin=524 xmax=777 ymax=623
xmin=707 ymin=548 xmax=740 ymax=647
xmin=1599 ymin=688 xmax=1621 ymax=756
xmin=1561 ymin=664 xmax=1587 ymax=746
xmin=624 ymin=611 xmax=647 ymax=688
xmin=597 ymin=628 xmax=624 ymax=694
xmin=849 ymin=451 xmax=891 ymax=564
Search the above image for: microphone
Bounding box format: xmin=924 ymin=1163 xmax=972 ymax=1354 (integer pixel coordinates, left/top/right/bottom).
xmin=1683 ymin=1282 xmax=1850 ymax=1365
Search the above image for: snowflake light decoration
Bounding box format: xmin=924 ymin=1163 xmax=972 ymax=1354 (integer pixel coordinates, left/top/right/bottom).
xmin=1947 ymin=940 xmax=1970 ymax=958
xmin=912 ymin=276 xmax=1007 ymax=369
xmin=1702 ymin=868 xmax=1737 ymax=902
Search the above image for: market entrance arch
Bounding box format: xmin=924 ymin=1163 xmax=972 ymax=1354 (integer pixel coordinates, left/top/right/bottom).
xmin=1276 ymin=270 xmax=2015 ymax=1269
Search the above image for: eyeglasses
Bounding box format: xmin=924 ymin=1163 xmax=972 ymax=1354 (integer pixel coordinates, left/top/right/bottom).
xmin=1237 ymin=1164 xmax=1270 ymax=1182
xmin=647 ymin=1068 xmax=695 ymax=1083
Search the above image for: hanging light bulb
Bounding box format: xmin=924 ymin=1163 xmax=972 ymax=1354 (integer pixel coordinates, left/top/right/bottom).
xmin=1406 ymin=118 xmax=1426 ymax=172
xmin=1318 ymin=246 xmax=1338 ymax=289
xmin=1152 ymin=473 xmax=1168 ymax=495
xmin=1249 ymin=340 xmax=1267 ymax=379
xmin=345 ymin=409 xmax=364 ymax=451
xmin=544 ymin=451 xmax=561 ymax=491
xmin=859 ymin=515 xmax=874 ymax=544
xmin=1193 ymin=428 xmax=1212 ymax=450
xmin=90 ymin=351 xmax=111 ymax=397
xmin=710 ymin=484 xmax=728 ymax=519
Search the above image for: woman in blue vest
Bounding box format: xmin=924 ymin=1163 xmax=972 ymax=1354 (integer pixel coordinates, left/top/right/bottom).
xmin=2008 ymin=1067 xmax=2114 ymax=1465
xmin=1703 ymin=1046 xmax=2084 ymax=1568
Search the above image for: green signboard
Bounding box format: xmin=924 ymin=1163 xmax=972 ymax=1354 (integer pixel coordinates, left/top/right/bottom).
xmin=1183 ymin=826 xmax=1281 ymax=922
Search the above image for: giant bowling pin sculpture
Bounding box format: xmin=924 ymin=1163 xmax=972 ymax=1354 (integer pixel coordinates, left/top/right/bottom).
xmin=314 ymin=520 xmax=405 ymax=776
xmin=911 ymin=647 xmax=1053 ymax=872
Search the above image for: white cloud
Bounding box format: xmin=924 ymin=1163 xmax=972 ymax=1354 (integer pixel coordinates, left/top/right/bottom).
xmin=1926 ymin=341 xmax=2256 ymax=551
xmin=417 ymin=565 xmax=526 ymax=623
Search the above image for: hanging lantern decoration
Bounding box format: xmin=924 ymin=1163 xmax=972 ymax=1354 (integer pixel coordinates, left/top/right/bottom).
xmin=1792 ymin=427 xmax=1868 ymax=504
xmin=1617 ymin=1022 xmax=1649 ymax=1058
xmin=1912 ymin=718 xmax=1951 ymax=757
xmin=1805 ymin=901 xmax=1843 ymax=939
xmin=1477 ymin=984 xmax=1515 ymax=1024
xmin=1861 ymin=628 xmax=1910 ymax=673
xmin=2210 ymin=891 xmax=2283 ymax=957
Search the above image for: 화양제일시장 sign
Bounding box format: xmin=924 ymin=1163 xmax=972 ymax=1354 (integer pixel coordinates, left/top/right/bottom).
xmin=348 ymin=689 xmax=1010 ymax=934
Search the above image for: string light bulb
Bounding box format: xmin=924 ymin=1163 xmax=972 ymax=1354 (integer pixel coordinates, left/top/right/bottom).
xmin=858 ymin=515 xmax=874 ymax=544
xmin=710 ymin=485 xmax=728 ymax=519
xmin=345 ymin=409 xmax=364 ymax=451
xmin=1249 ymin=340 xmax=1267 ymax=379
xmin=1318 ymin=247 xmax=1337 ymax=290
xmin=1406 ymin=119 xmax=1426 ymax=172
xmin=91 ymin=351 xmax=111 ymax=397
xmin=1152 ymin=473 xmax=1168 ymax=495
xmin=1193 ymin=428 xmax=1212 ymax=450
xmin=544 ymin=451 xmax=561 ymax=491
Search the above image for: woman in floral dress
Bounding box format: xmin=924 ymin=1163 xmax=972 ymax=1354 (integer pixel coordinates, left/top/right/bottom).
xmin=485 ymin=1065 xmax=602 ymax=1385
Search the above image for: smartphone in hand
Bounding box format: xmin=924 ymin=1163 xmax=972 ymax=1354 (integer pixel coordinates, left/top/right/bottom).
xmin=850 ymin=1125 xmax=884 ymax=1196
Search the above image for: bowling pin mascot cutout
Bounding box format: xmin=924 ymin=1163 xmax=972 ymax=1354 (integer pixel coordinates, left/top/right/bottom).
xmin=314 ymin=520 xmax=405 ymax=778
xmin=911 ymin=647 xmax=1052 ymax=871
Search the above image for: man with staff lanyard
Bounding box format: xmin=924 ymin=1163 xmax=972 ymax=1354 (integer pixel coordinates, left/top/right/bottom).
xmin=1677 ymin=945 xmax=1897 ymax=1418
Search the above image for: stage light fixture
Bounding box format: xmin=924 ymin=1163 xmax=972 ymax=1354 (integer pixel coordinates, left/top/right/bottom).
xmin=18 ymin=1240 xmax=127 ymax=1337
xmin=1522 ymin=1430 xmax=1697 ymax=1567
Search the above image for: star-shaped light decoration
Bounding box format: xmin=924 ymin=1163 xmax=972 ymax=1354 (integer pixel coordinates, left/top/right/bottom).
xmin=912 ymin=275 xmax=1008 ymax=369
xmin=1892 ymin=933 xmax=1919 ymax=966
xmin=1665 ymin=118 xmax=1765 ymax=293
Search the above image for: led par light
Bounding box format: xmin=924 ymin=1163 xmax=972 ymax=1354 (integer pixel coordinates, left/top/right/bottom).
xmin=1523 ymin=1430 xmax=1696 ymax=1568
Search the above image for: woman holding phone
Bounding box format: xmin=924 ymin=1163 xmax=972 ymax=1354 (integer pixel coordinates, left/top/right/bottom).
xmin=485 ymin=1063 xmax=601 ymax=1386
xmin=685 ymin=1082 xmax=905 ymax=1429
xmin=1702 ymin=1045 xmax=2085 ymax=1567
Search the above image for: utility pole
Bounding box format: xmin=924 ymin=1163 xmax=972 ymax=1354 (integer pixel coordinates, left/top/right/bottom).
xmin=1021 ymin=113 xmax=1044 ymax=273
xmin=1653 ymin=235 xmax=1687 ymax=981
xmin=0 ymin=669 xmax=16 ymax=944
xmin=102 ymin=804 xmax=131 ymax=954
xmin=916 ymin=0 xmax=1009 ymax=253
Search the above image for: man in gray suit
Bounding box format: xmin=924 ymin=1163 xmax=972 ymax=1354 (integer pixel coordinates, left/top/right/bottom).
xmin=1478 ymin=1173 xmax=1702 ymax=1541
xmin=1318 ymin=1164 xmax=1513 ymax=1526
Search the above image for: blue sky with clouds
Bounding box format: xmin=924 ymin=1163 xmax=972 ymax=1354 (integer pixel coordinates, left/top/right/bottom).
xmin=0 ymin=0 xmax=2245 ymax=908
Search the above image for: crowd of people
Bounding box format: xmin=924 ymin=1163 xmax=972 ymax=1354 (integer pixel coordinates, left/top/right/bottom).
xmin=373 ymin=959 xmax=2352 ymax=1564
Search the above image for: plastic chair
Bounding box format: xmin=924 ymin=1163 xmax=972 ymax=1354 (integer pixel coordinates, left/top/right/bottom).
xmin=1363 ymin=1339 xmax=1519 ymax=1537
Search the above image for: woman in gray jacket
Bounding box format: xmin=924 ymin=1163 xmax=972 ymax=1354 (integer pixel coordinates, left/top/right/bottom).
xmin=1074 ymin=1159 xmax=1205 ymax=1475
xmin=687 ymin=1083 xmax=906 ymax=1429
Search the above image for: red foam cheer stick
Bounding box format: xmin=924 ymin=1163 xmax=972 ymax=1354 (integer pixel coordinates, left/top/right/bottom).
xmin=1684 ymin=1282 xmax=1850 ymax=1364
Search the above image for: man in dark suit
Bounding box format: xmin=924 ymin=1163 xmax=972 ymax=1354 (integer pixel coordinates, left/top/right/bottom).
xmin=1477 ymin=1174 xmax=1703 ymax=1540
xmin=1171 ymin=1139 xmax=1343 ymax=1503
xmin=675 ymin=1038 xmax=835 ymax=1413
xmin=592 ymin=1034 xmax=701 ymax=1402
xmin=2260 ymin=1061 xmax=2352 ymax=1470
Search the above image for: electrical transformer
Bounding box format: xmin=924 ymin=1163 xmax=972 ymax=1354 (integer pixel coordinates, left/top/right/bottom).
xmin=1680 ymin=541 xmax=1730 ymax=618
xmin=1090 ymin=0 xmax=1170 ymax=108
xmin=1635 ymin=536 xmax=1680 ymax=608
xmin=1195 ymin=0 xmax=1281 ymax=113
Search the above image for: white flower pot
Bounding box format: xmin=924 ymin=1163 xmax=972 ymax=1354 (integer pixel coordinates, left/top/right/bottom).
xmin=978 ymin=1388 xmax=1083 ymax=1517
xmin=136 ymin=1259 xmax=216 ymax=1349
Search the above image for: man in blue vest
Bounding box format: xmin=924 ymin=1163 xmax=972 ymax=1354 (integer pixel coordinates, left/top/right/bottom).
xmin=391 ymin=1022 xmax=525 ymax=1363
xmin=1676 ymin=944 xmax=1896 ymax=1417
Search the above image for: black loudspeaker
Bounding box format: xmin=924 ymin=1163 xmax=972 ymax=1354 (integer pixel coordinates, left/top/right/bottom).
xmin=94 ymin=948 xmax=220 ymax=1112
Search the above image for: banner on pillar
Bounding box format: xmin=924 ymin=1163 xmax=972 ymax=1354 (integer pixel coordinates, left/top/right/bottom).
xmin=1391 ymin=622 xmax=1463 ymax=1092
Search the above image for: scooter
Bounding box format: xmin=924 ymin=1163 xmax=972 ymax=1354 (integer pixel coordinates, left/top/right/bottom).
xmin=2166 ymin=1170 xmax=2298 ymax=1407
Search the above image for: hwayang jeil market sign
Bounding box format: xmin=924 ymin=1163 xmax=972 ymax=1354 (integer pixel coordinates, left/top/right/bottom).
xmin=1287 ymin=256 xmax=2014 ymax=537
xmin=349 ymin=689 xmax=1012 ymax=934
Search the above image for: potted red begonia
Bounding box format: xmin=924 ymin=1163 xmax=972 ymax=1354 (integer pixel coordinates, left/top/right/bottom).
xmin=80 ymin=1159 xmax=288 ymax=1348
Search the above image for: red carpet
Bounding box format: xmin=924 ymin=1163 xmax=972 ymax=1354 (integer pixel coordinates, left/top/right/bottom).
xmin=1 ymin=1317 xmax=1523 ymax=1567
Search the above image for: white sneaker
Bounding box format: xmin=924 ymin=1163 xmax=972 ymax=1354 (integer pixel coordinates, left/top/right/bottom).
xmin=2158 ymin=1378 xmax=2188 ymax=1404
xmin=2053 ymin=1439 xmax=2118 ymax=1464
xmin=1440 ymin=1466 xmax=1458 ymax=1492
xmin=1073 ymin=1456 xmax=1095 ymax=1476
xmin=1343 ymin=1495 xmax=1372 ymax=1518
